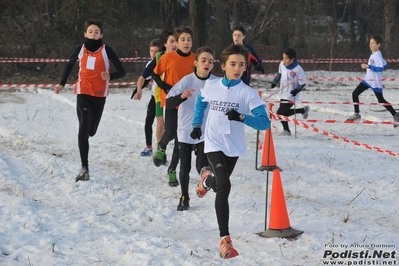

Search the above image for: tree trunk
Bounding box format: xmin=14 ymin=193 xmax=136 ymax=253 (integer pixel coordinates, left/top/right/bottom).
xmin=189 ymin=0 xmax=207 ymax=48
xmin=213 ymin=0 xmax=232 ymax=53
xmin=164 ymin=0 xmax=179 ymax=29
xmin=329 ymin=0 xmax=338 ymax=67
xmin=293 ymin=0 xmax=307 ymax=49
xmin=355 ymin=0 xmax=368 ymax=53
xmin=232 ymin=0 xmax=238 ymax=27
xmin=383 ymin=0 xmax=398 ymax=57
xmin=348 ymin=0 xmax=356 ymax=51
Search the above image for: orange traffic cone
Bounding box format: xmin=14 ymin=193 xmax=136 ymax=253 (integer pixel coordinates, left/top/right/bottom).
xmin=257 ymin=128 xmax=281 ymax=171
xmin=258 ymin=170 xmax=303 ymax=238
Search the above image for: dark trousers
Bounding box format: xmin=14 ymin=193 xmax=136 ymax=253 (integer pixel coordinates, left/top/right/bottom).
xmin=205 ymin=151 xmax=238 ymax=237
xmin=159 ymin=108 xmax=179 ymax=170
xmin=178 ymin=142 xmax=208 ymax=198
xmin=76 ymin=94 xmax=106 ymax=167
xmin=144 ymin=96 xmax=156 ymax=146
xmin=352 ymin=83 xmax=396 ymax=115
xmin=277 ymin=100 xmax=305 ymax=131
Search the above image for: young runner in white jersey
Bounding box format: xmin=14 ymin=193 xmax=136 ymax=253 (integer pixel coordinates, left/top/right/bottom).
xmin=166 ymin=46 xmax=217 ymax=211
xmin=347 ymin=35 xmax=398 ymax=127
xmin=271 ymin=47 xmax=309 ymax=136
xmin=190 ymin=44 xmax=270 ymax=259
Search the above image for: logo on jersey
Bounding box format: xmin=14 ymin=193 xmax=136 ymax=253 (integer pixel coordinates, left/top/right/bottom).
xmin=370 ymin=59 xmax=374 ymax=65
xmin=209 ymin=100 xmax=240 ymax=113
xmin=290 ymin=71 xmax=297 ymax=78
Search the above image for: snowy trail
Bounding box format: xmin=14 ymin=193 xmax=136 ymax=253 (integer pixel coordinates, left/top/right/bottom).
xmin=0 ymin=73 xmax=398 ymax=265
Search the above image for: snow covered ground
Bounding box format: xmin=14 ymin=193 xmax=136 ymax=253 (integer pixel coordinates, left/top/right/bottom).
xmin=0 ymin=70 xmax=398 ymax=265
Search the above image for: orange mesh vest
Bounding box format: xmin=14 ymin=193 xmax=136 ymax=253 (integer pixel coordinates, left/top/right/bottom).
xmin=74 ymin=44 xmax=110 ymax=97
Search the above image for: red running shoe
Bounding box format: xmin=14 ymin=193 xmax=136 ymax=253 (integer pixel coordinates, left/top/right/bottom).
xmin=197 ymin=166 xmax=212 ymax=197
xmin=219 ymin=236 xmax=239 ymax=259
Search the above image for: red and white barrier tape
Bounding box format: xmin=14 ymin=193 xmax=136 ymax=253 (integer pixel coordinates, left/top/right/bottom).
xmin=2 ymin=57 xmax=399 ymax=64
xmin=0 ymin=57 xmax=151 ymax=63
xmin=305 ymin=77 xmax=397 ymax=82
xmin=270 ymin=112 xmax=399 ymax=157
xmin=0 ymin=58 xmax=68 ymax=63
xmin=265 ymin=100 xmax=399 ymax=107
xmin=272 ymin=113 xmax=398 ymax=126
xmin=0 ymin=82 xmax=137 ymax=89
xmin=252 ymin=75 xmax=398 ymax=82
xmin=278 ymin=58 xmax=399 ymax=64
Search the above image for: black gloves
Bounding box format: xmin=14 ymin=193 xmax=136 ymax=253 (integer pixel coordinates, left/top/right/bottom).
xmin=226 ymin=109 xmax=244 ymax=122
xmin=190 ymin=128 xmax=202 ymax=139
xmin=291 ymin=84 xmax=306 ymax=96
xmin=290 ymin=89 xmax=299 ymax=96
xmin=255 ymin=64 xmax=264 ymax=74
xmin=271 ymin=73 xmax=281 ymax=88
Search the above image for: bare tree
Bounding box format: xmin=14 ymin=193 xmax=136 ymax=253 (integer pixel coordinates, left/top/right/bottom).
xmin=328 ymin=0 xmax=350 ymax=71
xmin=293 ymin=0 xmax=308 ymax=50
xmin=348 ymin=0 xmax=357 ymax=50
xmin=1 ymin=0 xmax=397 ymax=84
xmin=162 ymin=0 xmax=180 ymax=29
xmin=189 ymin=0 xmax=208 ymax=48
xmin=210 ymin=0 xmax=231 ymax=53
xmin=383 ymin=0 xmax=398 ymax=56
xmin=247 ymin=0 xmax=279 ymax=44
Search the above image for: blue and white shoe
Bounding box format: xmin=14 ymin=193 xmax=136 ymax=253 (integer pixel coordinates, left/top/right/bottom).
xmin=140 ymin=147 xmax=153 ymax=156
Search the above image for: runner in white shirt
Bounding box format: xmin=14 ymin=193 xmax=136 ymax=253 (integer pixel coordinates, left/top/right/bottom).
xmin=271 ymin=47 xmax=309 ymax=136
xmin=166 ymin=46 xmax=218 ymax=211
xmin=346 ymin=35 xmax=398 ymax=127
xmin=190 ymin=44 xmax=270 ymax=259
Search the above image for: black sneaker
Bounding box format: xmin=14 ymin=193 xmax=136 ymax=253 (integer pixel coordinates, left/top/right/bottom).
xmin=177 ymin=195 xmax=190 ymax=211
xmin=393 ymin=113 xmax=399 ymax=128
xmin=302 ymin=105 xmax=310 ymax=119
xmin=167 ymin=168 xmax=179 ymax=187
xmin=76 ymin=166 xmax=90 ymax=182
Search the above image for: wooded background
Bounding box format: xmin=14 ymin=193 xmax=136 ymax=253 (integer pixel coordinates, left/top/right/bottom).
xmin=1 ymin=0 xmax=399 ymax=83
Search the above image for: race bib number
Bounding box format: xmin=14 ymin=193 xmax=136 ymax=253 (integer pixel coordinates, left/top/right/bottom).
xmin=218 ymin=114 xmax=230 ymax=134
xmin=86 ymin=56 xmax=96 ymax=70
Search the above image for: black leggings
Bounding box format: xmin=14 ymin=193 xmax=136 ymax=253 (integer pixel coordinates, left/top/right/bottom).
xmin=277 ymin=100 xmax=306 ymax=131
xmin=178 ymin=142 xmax=208 ymax=198
xmin=159 ymin=108 xmax=179 ymax=171
xmin=352 ymin=83 xmax=396 ymax=115
xmin=144 ymin=96 xmax=156 ymax=146
xmin=205 ymin=151 xmax=238 ymax=237
xmin=76 ymin=94 xmax=106 ymax=167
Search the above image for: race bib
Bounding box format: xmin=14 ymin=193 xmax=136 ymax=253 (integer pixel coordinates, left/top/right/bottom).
xmin=86 ymin=56 xmax=96 ymax=70
xmin=218 ymin=114 xmax=230 ymax=134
